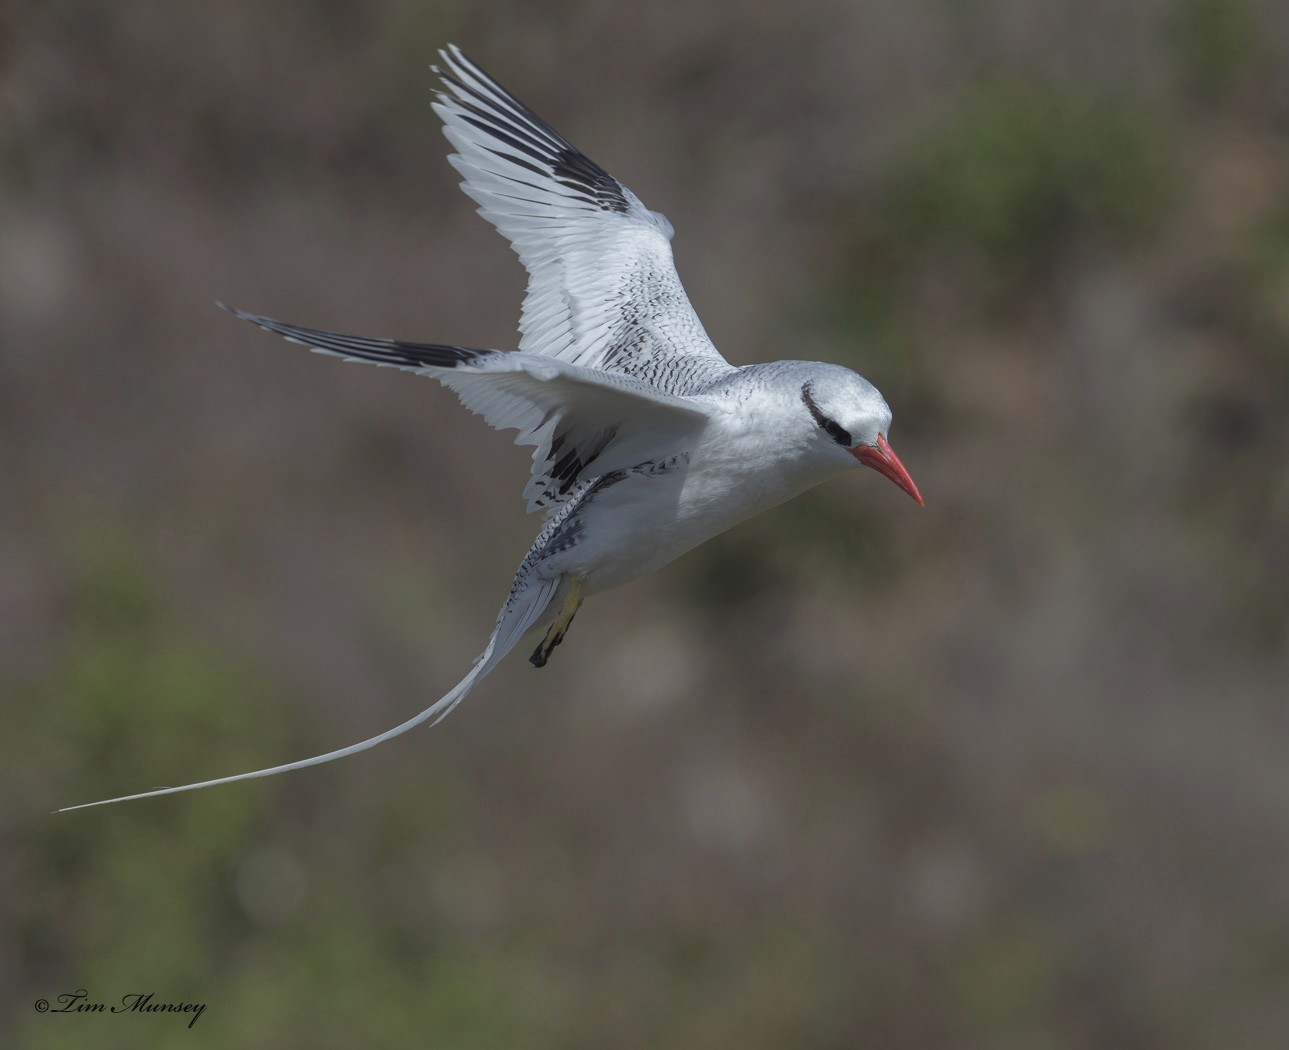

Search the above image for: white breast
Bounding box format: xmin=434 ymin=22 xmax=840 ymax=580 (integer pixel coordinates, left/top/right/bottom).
xmin=536 ymin=422 xmax=851 ymax=593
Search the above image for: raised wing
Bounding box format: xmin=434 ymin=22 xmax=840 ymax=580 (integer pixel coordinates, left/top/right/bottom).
xmin=222 ymin=306 xmax=712 ymax=513
xmin=432 ymin=45 xmax=734 ymax=395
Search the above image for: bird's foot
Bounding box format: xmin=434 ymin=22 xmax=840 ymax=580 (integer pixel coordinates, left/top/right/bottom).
xmin=530 ymin=576 xmax=585 ymax=668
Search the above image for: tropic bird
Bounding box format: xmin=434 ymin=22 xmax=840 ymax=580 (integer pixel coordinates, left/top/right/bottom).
xmin=61 ymin=45 xmax=922 ymax=811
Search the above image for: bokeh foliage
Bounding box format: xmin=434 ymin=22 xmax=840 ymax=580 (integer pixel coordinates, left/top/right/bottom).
xmin=5 ymin=1 xmax=1289 ymax=1047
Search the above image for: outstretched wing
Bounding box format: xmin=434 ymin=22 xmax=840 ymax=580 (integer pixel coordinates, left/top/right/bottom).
xmin=432 ymin=45 xmax=734 ymax=395
xmin=222 ymin=306 xmax=711 ymax=513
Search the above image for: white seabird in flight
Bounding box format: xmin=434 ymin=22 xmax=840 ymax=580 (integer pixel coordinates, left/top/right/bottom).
xmin=62 ymin=45 xmax=922 ymax=811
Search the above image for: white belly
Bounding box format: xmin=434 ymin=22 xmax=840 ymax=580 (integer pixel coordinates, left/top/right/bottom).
xmin=536 ymin=443 xmax=847 ymax=594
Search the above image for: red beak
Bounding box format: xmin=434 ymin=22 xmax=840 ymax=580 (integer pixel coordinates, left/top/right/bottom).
xmin=853 ymin=434 xmax=924 ymax=506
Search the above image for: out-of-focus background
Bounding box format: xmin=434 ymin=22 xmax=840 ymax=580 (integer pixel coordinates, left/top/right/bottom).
xmin=4 ymin=1 xmax=1288 ymax=1046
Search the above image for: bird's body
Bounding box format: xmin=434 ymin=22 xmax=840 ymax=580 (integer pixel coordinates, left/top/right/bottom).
xmin=62 ymin=46 xmax=922 ymax=811
xmin=529 ymin=362 xmax=873 ymax=593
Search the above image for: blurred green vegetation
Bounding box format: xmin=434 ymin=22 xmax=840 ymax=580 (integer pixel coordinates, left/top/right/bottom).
xmin=1167 ymin=0 xmax=1265 ymax=101
xmin=851 ymin=82 xmax=1176 ymax=297
xmin=11 ymin=535 xmax=571 ymax=1048
xmin=6 ymin=1 xmax=1289 ymax=1047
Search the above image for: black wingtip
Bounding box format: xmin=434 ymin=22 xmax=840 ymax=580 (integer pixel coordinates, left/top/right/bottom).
xmin=219 ymin=303 xmax=282 ymax=334
xmin=215 ymin=303 xmax=486 ymax=371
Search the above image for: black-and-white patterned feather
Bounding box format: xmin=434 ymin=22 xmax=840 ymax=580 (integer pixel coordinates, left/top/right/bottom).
xmin=432 ymin=45 xmax=734 ymax=396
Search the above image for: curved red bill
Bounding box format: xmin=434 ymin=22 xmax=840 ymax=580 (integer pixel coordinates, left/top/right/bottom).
xmin=852 ymin=434 xmax=924 ymax=506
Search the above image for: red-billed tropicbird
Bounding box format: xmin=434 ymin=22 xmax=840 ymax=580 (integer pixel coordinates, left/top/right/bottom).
xmin=62 ymin=46 xmax=921 ymax=811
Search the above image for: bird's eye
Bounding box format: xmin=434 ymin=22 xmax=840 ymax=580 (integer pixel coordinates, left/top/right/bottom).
xmin=801 ymin=384 xmax=852 ymax=447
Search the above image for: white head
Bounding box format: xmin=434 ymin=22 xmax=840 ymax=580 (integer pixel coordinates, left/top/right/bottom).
xmin=795 ymin=363 xmax=923 ymax=505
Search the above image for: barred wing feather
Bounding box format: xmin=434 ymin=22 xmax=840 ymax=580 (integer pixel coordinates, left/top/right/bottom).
xmin=219 ymin=307 xmax=712 ymax=514
xmin=432 ymin=45 xmax=734 ymax=395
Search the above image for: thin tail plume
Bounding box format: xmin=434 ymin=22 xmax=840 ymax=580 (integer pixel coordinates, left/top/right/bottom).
xmin=58 ymin=576 xmax=561 ymax=812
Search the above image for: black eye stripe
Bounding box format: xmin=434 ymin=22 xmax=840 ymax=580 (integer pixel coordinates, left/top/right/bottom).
xmin=801 ymin=384 xmax=853 ymax=447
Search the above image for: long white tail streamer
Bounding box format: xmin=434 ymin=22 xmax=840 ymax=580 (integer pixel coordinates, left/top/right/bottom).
xmin=58 ymin=576 xmax=561 ymax=812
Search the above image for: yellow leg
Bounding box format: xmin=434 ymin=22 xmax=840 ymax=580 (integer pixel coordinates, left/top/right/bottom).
xmin=530 ymin=576 xmax=585 ymax=668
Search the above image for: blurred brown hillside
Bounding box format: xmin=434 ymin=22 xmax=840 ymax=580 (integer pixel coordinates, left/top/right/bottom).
xmin=4 ymin=2 xmax=1289 ymax=1048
